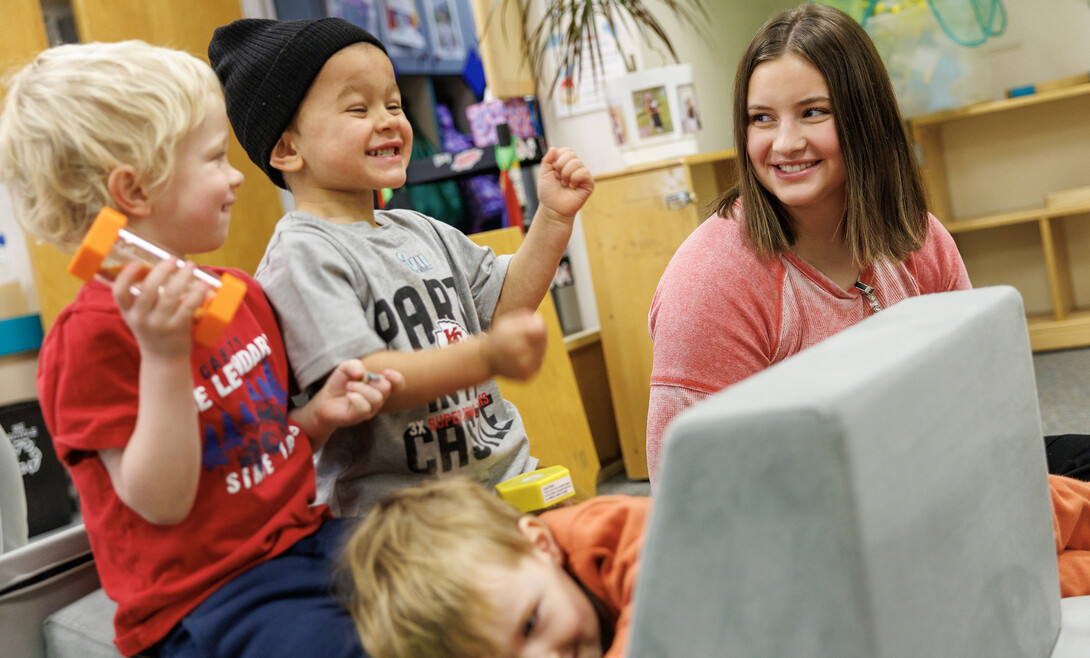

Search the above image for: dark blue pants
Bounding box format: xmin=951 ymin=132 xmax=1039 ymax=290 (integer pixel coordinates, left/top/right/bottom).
xmin=156 ymin=519 xmax=367 ymax=658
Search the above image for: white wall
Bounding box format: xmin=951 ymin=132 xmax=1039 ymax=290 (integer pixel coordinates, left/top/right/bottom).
xmin=975 ymin=0 xmax=1090 ymax=98
xmin=0 ymin=185 xmax=39 ymax=316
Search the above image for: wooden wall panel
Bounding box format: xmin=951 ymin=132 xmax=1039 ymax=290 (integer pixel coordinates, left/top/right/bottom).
xmin=2 ymin=0 xmax=49 ymax=70
xmin=469 ymin=227 xmax=600 ymax=499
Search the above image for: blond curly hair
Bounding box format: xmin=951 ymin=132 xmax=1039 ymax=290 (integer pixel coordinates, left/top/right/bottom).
xmin=0 ymin=40 xmax=222 ymax=248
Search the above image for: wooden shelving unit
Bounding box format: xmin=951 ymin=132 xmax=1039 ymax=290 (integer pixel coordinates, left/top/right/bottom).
xmin=579 ymin=149 xmax=739 ymax=479
xmin=910 ymin=82 xmax=1090 ymax=352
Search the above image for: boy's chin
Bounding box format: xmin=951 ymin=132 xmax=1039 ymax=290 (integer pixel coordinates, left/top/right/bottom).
xmin=376 ymin=177 xmax=407 ymax=191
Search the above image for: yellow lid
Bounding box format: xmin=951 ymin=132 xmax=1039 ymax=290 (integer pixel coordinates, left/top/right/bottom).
xmin=68 ymin=207 xmax=126 ymax=282
xmin=495 ymin=465 xmax=575 ymax=513
xmin=192 ymin=272 xmax=246 ymax=347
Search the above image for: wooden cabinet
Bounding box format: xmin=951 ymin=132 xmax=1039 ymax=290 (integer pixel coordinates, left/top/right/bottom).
xmin=468 ymin=227 xmax=600 ymax=499
xmin=910 ymin=83 xmax=1090 ymax=351
xmin=4 ymin=0 xmax=48 ymax=65
xmin=579 ymin=150 xmax=738 ymax=479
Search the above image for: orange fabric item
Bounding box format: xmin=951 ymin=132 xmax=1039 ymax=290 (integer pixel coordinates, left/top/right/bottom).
xmin=1051 ymin=474 xmax=1090 ymax=597
xmin=541 ymin=496 xmax=649 ymax=657
xmin=536 ymin=478 xmax=1090 ymax=657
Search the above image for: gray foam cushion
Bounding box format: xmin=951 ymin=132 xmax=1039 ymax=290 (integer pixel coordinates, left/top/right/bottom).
xmin=630 ymin=287 xmax=1061 ymax=657
xmin=44 ymin=588 xmax=121 ymax=657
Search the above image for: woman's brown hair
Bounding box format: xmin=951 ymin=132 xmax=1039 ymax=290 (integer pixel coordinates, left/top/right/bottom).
xmin=712 ymin=2 xmax=928 ymax=266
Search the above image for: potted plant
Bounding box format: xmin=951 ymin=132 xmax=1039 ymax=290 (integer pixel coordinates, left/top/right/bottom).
xmin=483 ymin=0 xmax=709 ymax=97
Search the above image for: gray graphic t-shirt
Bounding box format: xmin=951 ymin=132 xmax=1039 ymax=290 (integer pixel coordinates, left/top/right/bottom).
xmin=255 ymin=209 xmax=535 ymax=515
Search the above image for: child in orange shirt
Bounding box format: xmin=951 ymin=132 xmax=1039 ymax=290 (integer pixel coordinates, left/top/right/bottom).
xmin=343 ymin=478 xmax=643 ymax=658
xmin=342 ymin=475 xmax=1090 ymax=657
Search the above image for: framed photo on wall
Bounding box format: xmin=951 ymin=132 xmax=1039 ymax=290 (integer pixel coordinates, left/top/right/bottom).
xmin=605 ymin=64 xmax=699 ymax=166
xmin=422 ymin=0 xmax=464 ymax=60
xmin=678 ymin=83 xmax=702 ymax=134
xmin=385 ymin=0 xmax=427 ymax=50
xmin=325 ymin=0 xmax=380 ymax=33
xmin=631 ymin=85 xmax=673 ymax=138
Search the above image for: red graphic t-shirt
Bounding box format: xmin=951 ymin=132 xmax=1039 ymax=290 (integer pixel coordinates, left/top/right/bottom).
xmin=37 ymin=268 xmax=327 ymax=656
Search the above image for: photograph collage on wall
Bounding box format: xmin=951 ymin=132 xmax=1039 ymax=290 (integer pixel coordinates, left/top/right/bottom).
xmin=605 ymin=64 xmax=701 ymax=152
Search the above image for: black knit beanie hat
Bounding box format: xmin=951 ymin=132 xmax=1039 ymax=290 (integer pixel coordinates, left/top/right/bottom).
xmin=208 ymin=18 xmax=386 ymax=189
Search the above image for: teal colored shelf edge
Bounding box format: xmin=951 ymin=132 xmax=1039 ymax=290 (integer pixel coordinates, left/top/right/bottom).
xmin=0 ymin=314 xmax=44 ymax=357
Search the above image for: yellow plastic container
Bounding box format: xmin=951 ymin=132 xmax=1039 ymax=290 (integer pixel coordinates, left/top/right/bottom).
xmin=496 ymin=465 xmax=576 ymax=513
xmin=68 ymin=207 xmax=246 ymax=347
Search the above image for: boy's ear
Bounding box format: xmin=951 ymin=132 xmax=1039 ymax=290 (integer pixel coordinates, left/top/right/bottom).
xmin=270 ymin=131 xmax=304 ymax=174
xmin=517 ymin=516 xmax=563 ymax=565
xmin=106 ymin=165 xmax=152 ymax=218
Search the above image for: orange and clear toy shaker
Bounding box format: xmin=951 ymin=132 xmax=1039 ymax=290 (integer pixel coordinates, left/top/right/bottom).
xmin=67 ymin=207 xmax=246 ymax=347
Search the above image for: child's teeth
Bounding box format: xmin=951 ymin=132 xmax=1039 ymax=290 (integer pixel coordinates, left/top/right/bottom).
xmin=779 ymin=162 xmax=814 ymax=173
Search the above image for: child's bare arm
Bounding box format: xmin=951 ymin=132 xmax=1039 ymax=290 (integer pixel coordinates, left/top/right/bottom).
xmin=98 ymin=259 xmax=209 ymax=525
xmin=358 ymin=309 xmax=546 ymax=413
xmin=290 ymin=361 xmax=405 ymax=451
xmin=494 ymin=147 xmax=594 ymax=318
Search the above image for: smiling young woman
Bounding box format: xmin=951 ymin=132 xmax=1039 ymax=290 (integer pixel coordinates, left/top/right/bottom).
xmin=644 ymin=3 xmax=971 ymax=486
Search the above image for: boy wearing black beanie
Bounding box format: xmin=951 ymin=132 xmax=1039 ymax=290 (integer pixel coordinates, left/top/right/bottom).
xmin=209 ymin=18 xmax=594 ymax=516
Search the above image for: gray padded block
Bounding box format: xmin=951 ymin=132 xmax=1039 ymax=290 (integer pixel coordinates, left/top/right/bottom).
xmin=44 ymin=588 xmax=121 ymax=658
xmin=0 ymin=524 xmax=99 ymax=658
xmin=630 ymin=286 xmax=1061 ymax=657
xmin=1055 ymin=597 xmax=1090 ymax=656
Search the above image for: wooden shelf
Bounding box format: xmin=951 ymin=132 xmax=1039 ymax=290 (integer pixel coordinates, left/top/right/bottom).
xmin=912 ymin=82 xmax=1090 ymax=128
xmin=910 ymin=80 xmax=1090 ymax=352
xmin=596 ymin=148 xmax=739 ymax=182
xmin=579 ymin=150 xmax=740 ymax=479
xmin=943 ymin=200 xmax=1090 ymax=234
xmin=563 ymin=328 xmax=601 ymax=353
xmin=1028 ymin=309 xmax=1090 ymax=352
